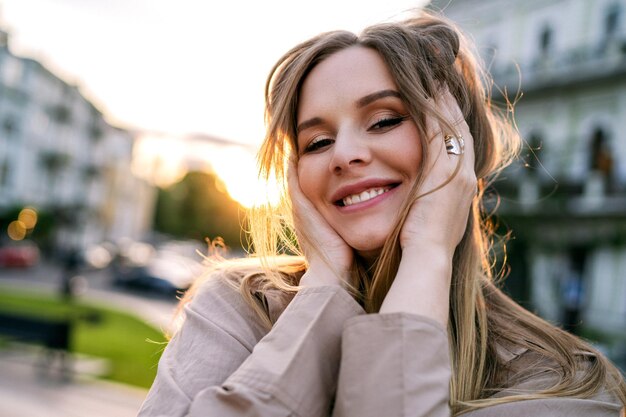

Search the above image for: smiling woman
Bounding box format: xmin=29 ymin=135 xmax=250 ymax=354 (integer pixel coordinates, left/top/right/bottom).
xmin=296 ymin=47 xmax=422 ymax=257
xmin=138 ymin=11 xmax=626 ymax=417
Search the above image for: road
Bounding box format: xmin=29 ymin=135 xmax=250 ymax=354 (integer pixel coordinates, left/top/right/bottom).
xmin=0 ymin=260 xmax=179 ymax=332
xmin=0 ymin=350 xmax=148 ymax=417
xmin=0 ymin=260 xmax=180 ymax=417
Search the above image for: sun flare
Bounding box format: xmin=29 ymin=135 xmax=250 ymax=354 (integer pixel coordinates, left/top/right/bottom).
xmin=132 ymin=133 xmax=281 ymax=208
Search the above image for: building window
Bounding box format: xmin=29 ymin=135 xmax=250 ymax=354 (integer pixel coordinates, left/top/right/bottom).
xmin=589 ymin=127 xmax=615 ymax=192
xmin=2 ymin=116 xmax=18 ymax=137
xmin=605 ymin=4 xmax=621 ymax=39
xmin=50 ymin=104 xmax=72 ymax=124
xmin=560 ymin=246 xmax=587 ymax=335
xmin=0 ymin=159 xmax=9 ymax=187
xmin=90 ymin=125 xmax=104 ymax=142
xmin=40 ymin=150 xmax=70 ymax=176
xmin=539 ymin=25 xmax=553 ymax=56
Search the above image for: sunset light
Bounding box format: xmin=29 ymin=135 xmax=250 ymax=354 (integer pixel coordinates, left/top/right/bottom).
xmin=208 ymin=146 xmax=282 ymax=209
xmin=132 ymin=133 xmax=281 ymax=208
xmin=132 ymin=134 xmax=193 ymax=188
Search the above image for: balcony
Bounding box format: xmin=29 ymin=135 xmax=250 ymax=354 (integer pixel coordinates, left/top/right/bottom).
xmin=490 ymin=37 xmax=626 ymax=96
xmin=493 ymin=171 xmax=626 ymax=219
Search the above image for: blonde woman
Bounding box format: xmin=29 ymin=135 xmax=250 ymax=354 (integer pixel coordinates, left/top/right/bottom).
xmin=138 ymin=12 xmax=626 ymax=417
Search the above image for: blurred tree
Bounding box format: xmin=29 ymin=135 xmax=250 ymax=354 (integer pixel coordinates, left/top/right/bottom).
xmin=153 ymin=171 xmax=246 ymax=250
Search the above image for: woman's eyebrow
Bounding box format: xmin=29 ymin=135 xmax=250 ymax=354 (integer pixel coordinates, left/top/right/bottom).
xmin=356 ymin=89 xmax=401 ymax=108
xmin=296 ymin=117 xmax=323 ymax=134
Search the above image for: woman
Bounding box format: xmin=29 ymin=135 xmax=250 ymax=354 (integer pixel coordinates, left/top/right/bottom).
xmin=138 ymin=12 xmax=626 ymax=417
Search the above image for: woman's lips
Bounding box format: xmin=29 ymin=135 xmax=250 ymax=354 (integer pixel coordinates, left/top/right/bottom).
xmin=331 ymin=179 xmax=400 ymax=205
xmin=340 ymin=186 xmax=393 ymax=207
xmin=335 ymin=184 xmax=399 ymax=212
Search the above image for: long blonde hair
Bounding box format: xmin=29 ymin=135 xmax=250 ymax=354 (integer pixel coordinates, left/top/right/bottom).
xmin=188 ymin=11 xmax=626 ymax=415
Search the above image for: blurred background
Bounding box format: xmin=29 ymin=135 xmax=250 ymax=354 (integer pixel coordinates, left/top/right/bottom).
xmin=0 ymin=0 xmax=625 ymax=415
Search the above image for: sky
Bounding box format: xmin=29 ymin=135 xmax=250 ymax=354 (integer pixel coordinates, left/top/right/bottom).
xmin=0 ymin=0 xmax=428 ymax=206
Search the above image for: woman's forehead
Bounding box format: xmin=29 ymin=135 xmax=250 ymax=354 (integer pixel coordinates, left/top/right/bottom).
xmin=297 ymin=46 xmax=398 ymax=118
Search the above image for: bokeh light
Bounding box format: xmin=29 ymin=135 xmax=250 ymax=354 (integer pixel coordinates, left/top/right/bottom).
xmin=84 ymin=244 xmax=114 ymax=269
xmin=17 ymin=207 xmax=38 ymax=230
xmin=7 ymin=220 xmax=27 ymax=240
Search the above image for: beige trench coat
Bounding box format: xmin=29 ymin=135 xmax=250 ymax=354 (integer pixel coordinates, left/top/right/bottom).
xmin=137 ymin=275 xmax=623 ymax=417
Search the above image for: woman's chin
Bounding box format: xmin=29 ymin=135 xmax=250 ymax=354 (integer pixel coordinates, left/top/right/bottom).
xmin=341 ymin=232 xmax=391 ymax=266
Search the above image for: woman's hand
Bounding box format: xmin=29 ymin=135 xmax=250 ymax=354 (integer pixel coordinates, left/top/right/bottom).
xmin=399 ymin=90 xmax=476 ymax=255
xmin=288 ymin=157 xmax=354 ymax=287
xmin=380 ymin=90 xmax=476 ymax=324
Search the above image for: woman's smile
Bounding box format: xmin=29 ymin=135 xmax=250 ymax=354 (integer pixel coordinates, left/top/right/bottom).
xmin=338 ymin=185 xmax=393 ymax=208
xmin=296 ymin=46 xmax=422 ymax=255
xmin=332 ymin=179 xmax=400 ymax=212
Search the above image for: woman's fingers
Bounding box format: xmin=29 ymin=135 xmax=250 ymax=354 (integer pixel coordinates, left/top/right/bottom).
xmin=420 ymin=90 xmax=475 ymax=194
xmin=439 ymin=90 xmax=475 ymax=169
xmin=287 ymin=155 xmax=353 ymax=284
xmin=400 ymin=89 xmax=477 ymax=252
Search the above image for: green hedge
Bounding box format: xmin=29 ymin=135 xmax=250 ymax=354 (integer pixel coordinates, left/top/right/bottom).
xmin=0 ymin=287 xmax=167 ymax=388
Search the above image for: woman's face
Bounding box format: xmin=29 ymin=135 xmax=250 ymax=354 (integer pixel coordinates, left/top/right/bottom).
xmin=296 ymin=46 xmax=422 ymax=259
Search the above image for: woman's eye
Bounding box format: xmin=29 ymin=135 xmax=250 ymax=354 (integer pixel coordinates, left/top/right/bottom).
xmin=303 ymin=137 xmax=333 ymax=153
xmin=369 ymin=115 xmax=408 ymax=131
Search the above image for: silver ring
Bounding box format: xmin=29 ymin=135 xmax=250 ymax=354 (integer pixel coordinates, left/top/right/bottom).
xmin=444 ymin=135 xmax=464 ymax=155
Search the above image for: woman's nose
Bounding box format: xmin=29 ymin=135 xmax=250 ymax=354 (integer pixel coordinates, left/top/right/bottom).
xmin=329 ymin=131 xmax=372 ymax=174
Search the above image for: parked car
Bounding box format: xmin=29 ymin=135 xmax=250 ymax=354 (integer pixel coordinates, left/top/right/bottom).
xmin=112 ymin=240 xmax=204 ymax=296
xmin=0 ymin=240 xmax=40 ymax=268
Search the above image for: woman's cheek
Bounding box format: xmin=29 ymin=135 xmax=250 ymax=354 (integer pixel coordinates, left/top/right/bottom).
xmin=297 ymin=161 xmax=319 ymax=203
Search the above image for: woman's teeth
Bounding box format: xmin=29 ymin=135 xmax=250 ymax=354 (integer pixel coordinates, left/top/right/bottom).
xmin=342 ymin=187 xmax=390 ymax=207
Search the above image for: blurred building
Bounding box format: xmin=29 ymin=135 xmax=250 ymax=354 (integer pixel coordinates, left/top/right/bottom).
xmin=0 ymin=27 xmax=155 ymax=251
xmin=432 ymin=0 xmax=626 ymax=338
